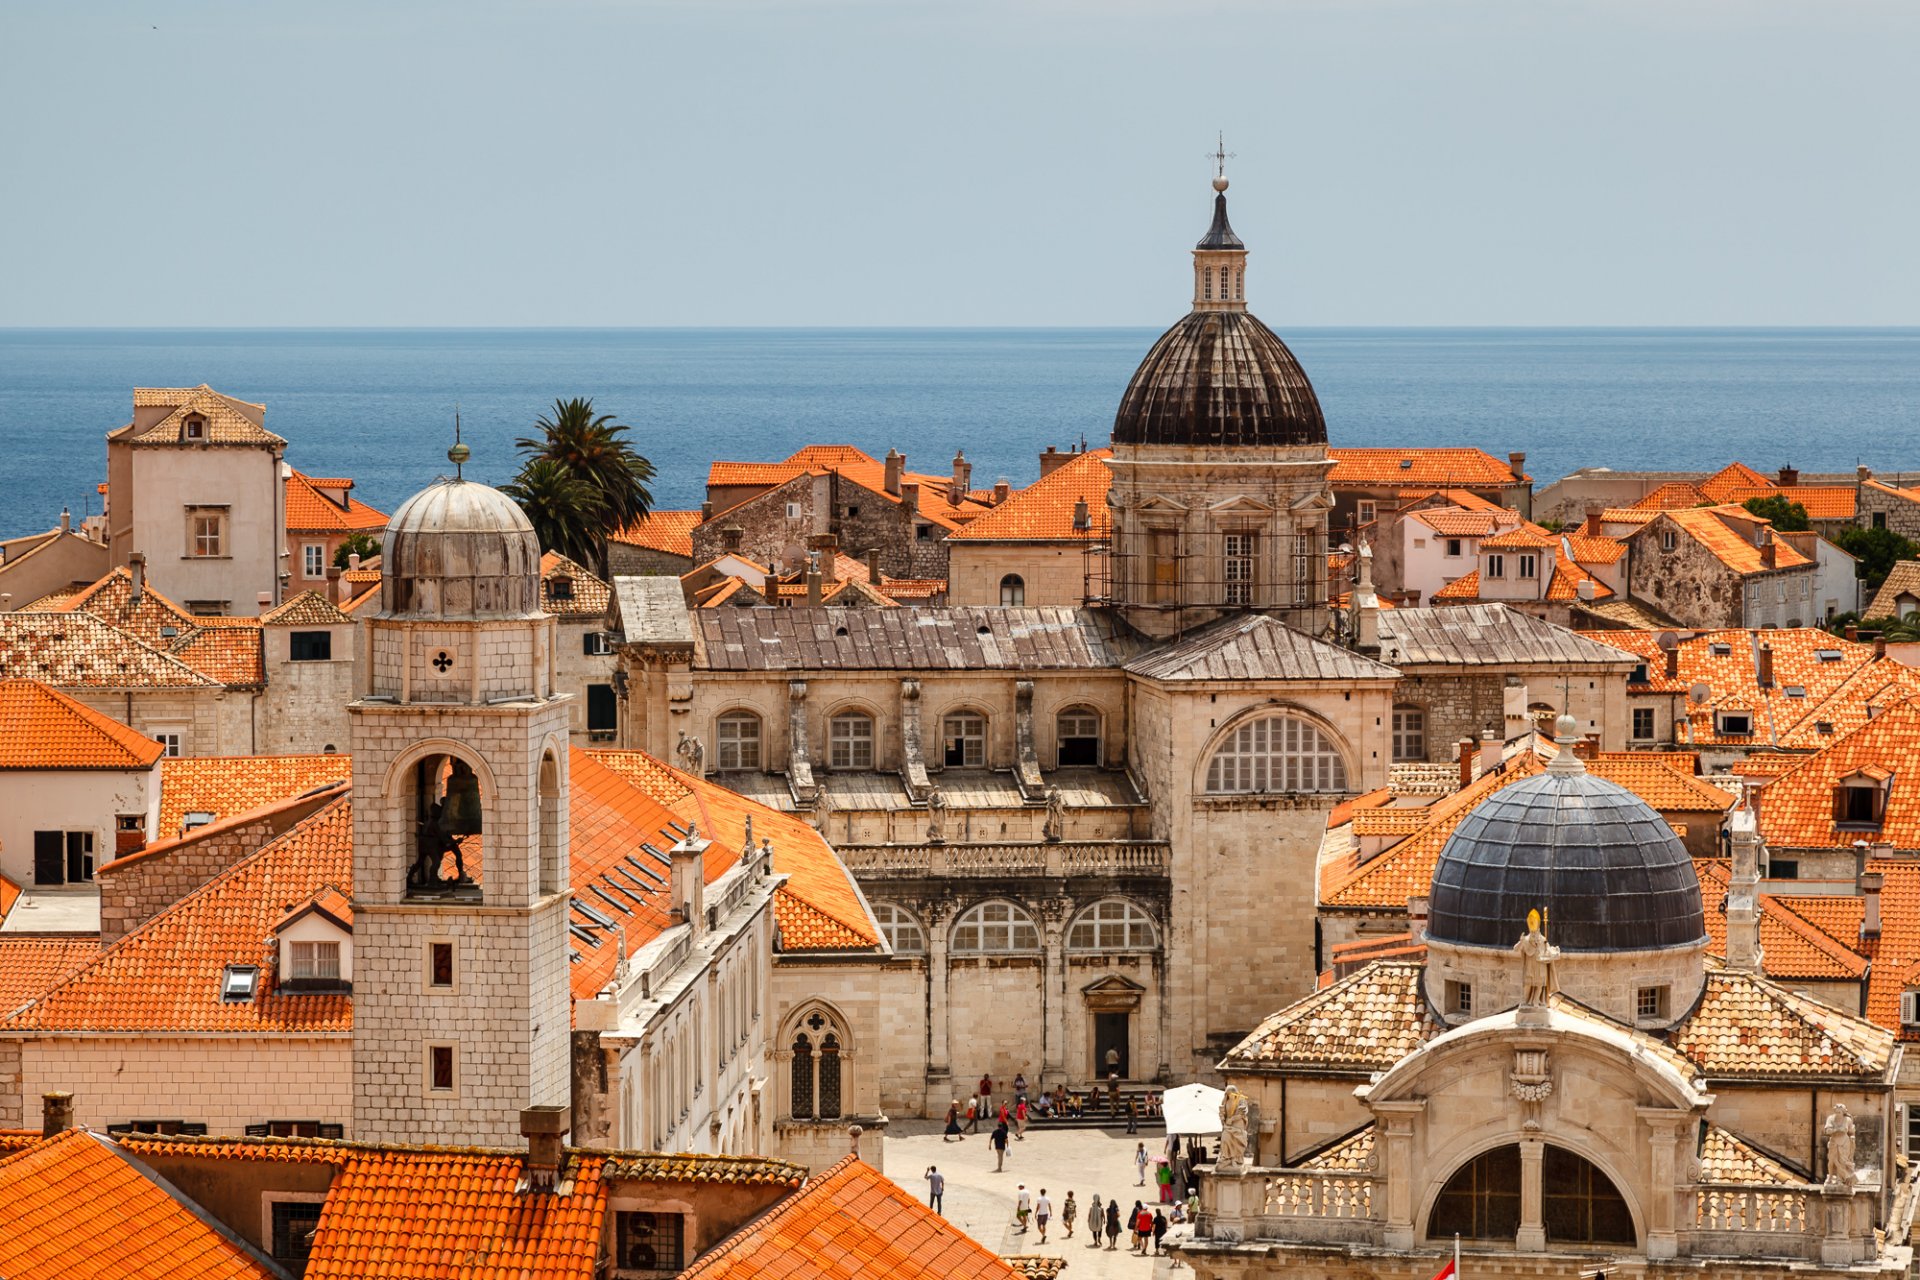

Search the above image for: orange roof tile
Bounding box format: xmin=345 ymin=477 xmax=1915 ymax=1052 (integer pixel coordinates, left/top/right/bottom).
xmin=610 ymin=508 xmax=701 ymax=558
xmin=1671 ymin=970 xmax=1893 ymax=1079
xmin=1563 ymin=532 xmax=1626 ymax=565
xmin=0 ymin=1130 xmax=280 ymax=1280
xmin=1430 ymin=571 xmax=1480 ymax=601
xmin=1223 ymin=961 xmax=1431 ymax=1072
xmin=1722 ymin=485 xmax=1857 ymax=521
xmin=1632 ymin=481 xmax=1712 ymax=510
xmin=1545 ymin=547 xmax=1614 ymax=602
xmin=260 ymin=592 xmax=351 ymax=626
xmin=1697 ymin=462 xmax=1775 ymax=502
xmin=1600 ymin=507 xmax=1661 ymax=527
xmin=157 ymin=754 xmax=353 ymax=836
xmin=168 ymin=624 xmax=265 ymax=685
xmin=682 ymin=1154 xmax=1026 ymax=1280
xmin=0 ymin=679 xmax=166 ymax=769
xmin=284 ymin=469 xmax=388 ymax=534
xmin=944 ymin=449 xmax=1112 ymax=543
xmin=1408 ymin=507 xmax=1521 ymax=538
xmin=1756 ymin=699 xmax=1920 ymax=850
xmin=785 ymin=445 xmax=881 ymax=469
xmin=1329 ymin=448 xmax=1526 ymax=488
xmin=1649 ymin=506 xmax=1813 ymax=576
xmin=114 ymin=385 xmax=283 ymax=449
xmin=56 ymin=566 xmax=263 ymax=684
xmin=708 ymin=448 xmax=995 ymax=532
xmin=1866 ymin=561 xmax=1920 ymax=621
xmin=0 ymin=937 xmax=98 ymax=1016
xmin=1398 ymin=489 xmax=1510 ymax=512
xmin=0 ymin=610 xmax=218 ymax=689
xmin=1696 ymin=861 xmax=1869 ymax=981
xmin=1480 ymin=524 xmax=1559 ymax=550
xmin=540 ymin=552 xmax=612 ymax=616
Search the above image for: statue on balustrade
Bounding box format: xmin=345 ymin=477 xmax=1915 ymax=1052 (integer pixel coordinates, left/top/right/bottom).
xmin=925 ymin=785 xmax=948 ymax=843
xmin=1824 ymin=1102 xmax=1857 ymax=1187
xmin=1218 ymin=1084 xmax=1251 ymax=1168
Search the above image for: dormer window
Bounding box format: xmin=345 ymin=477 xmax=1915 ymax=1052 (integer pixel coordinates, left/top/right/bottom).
xmin=290 ymin=941 xmax=341 ymax=982
xmin=1816 ymin=649 xmax=1843 ymax=663
xmin=1709 ymin=643 xmax=1732 ymax=657
xmin=550 ymin=575 xmax=574 ymax=601
xmin=1630 ymin=663 xmax=1648 ymax=684
xmin=1835 ymin=768 xmax=1892 ymax=828
xmin=184 ymin=415 xmax=206 ymax=441
xmin=274 ymin=892 xmax=353 ymax=991
xmin=1716 ymin=710 xmax=1753 ymax=736
xmin=1902 ymin=991 xmax=1920 ymax=1028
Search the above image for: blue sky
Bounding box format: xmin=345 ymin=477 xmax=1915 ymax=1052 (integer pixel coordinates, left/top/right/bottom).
xmin=3 ymin=0 xmax=1915 ymax=327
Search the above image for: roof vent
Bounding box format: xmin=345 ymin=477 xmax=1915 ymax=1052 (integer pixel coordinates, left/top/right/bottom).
xmin=1399 ymin=459 xmax=1413 ymax=470
xmin=182 ymin=811 xmax=216 ymax=832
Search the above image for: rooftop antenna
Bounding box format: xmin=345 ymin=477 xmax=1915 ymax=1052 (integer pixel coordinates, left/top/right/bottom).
xmin=448 ymin=404 xmax=470 ymax=479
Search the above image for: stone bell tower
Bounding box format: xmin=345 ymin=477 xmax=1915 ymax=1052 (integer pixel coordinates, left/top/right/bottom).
xmin=349 ymin=445 xmax=573 ymax=1146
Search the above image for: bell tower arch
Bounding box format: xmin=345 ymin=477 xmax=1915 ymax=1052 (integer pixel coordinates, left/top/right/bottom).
xmin=349 ymin=455 xmax=573 ymax=1146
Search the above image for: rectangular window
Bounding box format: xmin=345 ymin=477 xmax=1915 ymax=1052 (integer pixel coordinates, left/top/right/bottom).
xmin=1717 ymin=712 xmax=1753 ymax=736
xmin=289 ymin=631 xmax=332 ymax=662
xmin=1517 ymin=553 xmax=1537 ymax=579
xmin=942 ymin=713 xmax=986 ymax=767
xmin=1631 ymin=707 xmax=1655 ymax=740
xmin=1223 ymin=532 xmax=1257 ymax=606
xmin=154 ymin=732 xmax=183 ymax=757
xmin=583 ymin=631 xmax=613 ymax=656
xmin=1636 ymin=985 xmax=1668 ymax=1020
xmin=271 ymin=1199 xmax=324 ymax=1266
xmin=1907 ymin=1104 xmax=1920 ymax=1157
xmin=32 ymin=830 xmax=97 ymax=886
xmin=188 ymin=510 xmax=224 ymax=557
xmin=290 ymin=940 xmax=341 ymax=981
xmin=1391 ymin=707 xmax=1425 ymax=762
xmin=1874 ymin=512 xmax=1888 ymax=530
xmin=1486 ymin=554 xmax=1505 ymax=579
xmin=1661 ymin=530 xmax=1677 ymax=551
xmin=716 ymin=715 xmax=762 ymax=770
xmin=786 ymin=502 xmax=802 ymax=519
xmin=1447 ymin=980 xmax=1472 ymax=1015
xmin=1445 ymin=538 xmax=1462 ymax=557
xmin=615 ymin=1212 xmax=686 ymax=1274
xmin=1357 ymin=500 xmax=1377 ymax=525
xmin=1904 ymin=991 xmax=1920 ymax=1028
xmin=829 ymin=715 xmax=874 ymax=770
xmin=302 ymin=544 xmax=326 ymax=578
xmin=429 ymin=942 xmax=455 ymax=989
xmin=1149 ymin=528 xmax=1180 ymax=604
xmin=428 ymin=1044 xmax=456 ymax=1092
xmin=587 ymin=684 xmax=618 ymax=738
xmin=1768 ymin=858 xmax=1799 ymax=880
xmin=915 ymin=524 xmax=933 ymax=542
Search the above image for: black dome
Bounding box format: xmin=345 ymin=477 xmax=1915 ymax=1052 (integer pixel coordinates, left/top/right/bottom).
xmin=1427 ymin=771 xmax=1706 ymax=952
xmin=1111 ymin=310 xmax=1326 ymax=448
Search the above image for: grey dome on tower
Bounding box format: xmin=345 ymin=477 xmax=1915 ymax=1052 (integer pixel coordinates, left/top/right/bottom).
xmin=1425 ymin=769 xmax=1707 ymax=953
xmin=380 ymin=477 xmax=542 ymax=620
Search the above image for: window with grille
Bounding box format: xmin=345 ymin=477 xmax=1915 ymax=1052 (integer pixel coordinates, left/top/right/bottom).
xmin=1632 ymin=708 xmax=1656 ymax=740
xmin=1066 ymin=899 xmax=1157 ymax=951
xmin=942 ymin=712 xmax=985 ymax=767
xmin=1000 ymin=574 xmax=1025 ymax=605
xmin=1357 ymin=501 xmax=1376 ymax=525
xmin=717 ymin=712 xmax=762 ymax=770
xmin=829 ymin=713 xmax=874 ymax=769
xmin=873 ymin=902 xmax=926 ymax=954
xmin=790 ymin=1035 xmax=814 ymax=1118
xmin=1447 ymin=980 xmax=1472 ymax=1015
xmin=1057 ymin=709 xmax=1100 ymax=767
xmin=1204 ymin=714 xmax=1349 ymax=794
xmin=1636 ymin=985 xmax=1668 ymax=1020
xmin=1224 ymin=532 xmax=1256 ymax=605
xmin=951 ymin=901 xmax=1041 ymax=953
xmin=1428 ymin=1144 xmax=1517 ymax=1240
xmin=1204 ymin=266 xmax=1214 ymax=301
xmin=271 ymin=1200 xmax=323 ymax=1266
xmin=614 ymin=1212 xmax=685 ymax=1274
xmin=1391 ymin=705 xmax=1426 ymax=762
xmin=290 ymin=940 xmax=340 ymax=981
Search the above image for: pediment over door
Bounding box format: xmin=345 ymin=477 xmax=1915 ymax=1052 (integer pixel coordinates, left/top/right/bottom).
xmin=1082 ymin=974 xmax=1147 ymax=1011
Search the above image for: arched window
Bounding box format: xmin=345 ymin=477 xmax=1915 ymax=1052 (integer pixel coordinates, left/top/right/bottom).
xmin=819 ymin=1034 xmax=843 ymax=1120
xmin=1204 ymin=714 xmax=1349 ymax=794
xmin=716 ymin=711 xmax=762 ymax=771
xmin=1428 ymin=1145 xmax=1520 ymax=1241
xmin=829 ymin=711 xmax=874 ymax=770
xmin=1066 ymin=899 xmax=1158 ymax=951
xmin=873 ymin=902 xmax=926 ymax=955
xmin=1235 ymin=268 xmax=1244 ymax=300
xmin=952 ymin=901 xmax=1041 ymax=953
xmin=538 ymin=751 xmax=563 ymax=896
xmin=1204 ymin=266 xmax=1214 ymax=301
xmin=1000 ymin=574 xmax=1026 ymax=606
xmin=942 ymin=710 xmax=986 ymax=768
xmin=1542 ymin=1145 xmax=1634 ymax=1244
xmin=1392 ymin=705 xmax=1427 ymax=763
xmin=790 ymin=1035 xmax=814 ymax=1119
xmin=1057 ymin=707 xmax=1101 ymax=767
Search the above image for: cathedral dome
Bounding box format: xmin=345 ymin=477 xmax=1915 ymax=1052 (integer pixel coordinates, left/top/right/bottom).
xmin=381 ymin=477 xmax=542 ymax=620
xmin=1426 ymin=756 xmax=1706 ymax=954
xmin=1111 ymin=309 xmax=1326 ymax=448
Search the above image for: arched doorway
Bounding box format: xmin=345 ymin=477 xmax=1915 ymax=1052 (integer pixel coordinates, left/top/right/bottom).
xmin=1427 ymin=1144 xmax=1633 ymax=1247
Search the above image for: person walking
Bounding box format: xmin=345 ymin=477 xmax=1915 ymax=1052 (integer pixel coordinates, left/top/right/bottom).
xmin=943 ymin=1101 xmax=963 ymax=1142
xmin=1013 ymin=1097 xmax=1028 ymax=1140
xmin=1156 ymin=1157 xmax=1174 ymax=1203
xmin=1152 ymin=1209 xmax=1168 ymax=1255
xmin=964 ymin=1094 xmax=981 ymax=1134
xmin=1134 ymin=1141 xmax=1149 ymax=1186
xmin=991 ymin=1119 xmax=1010 ymax=1172
xmin=1014 ymin=1184 xmax=1032 ymax=1234
xmin=1104 ymin=1198 xmax=1121 ymax=1250
xmin=1034 ymin=1188 xmax=1052 ymax=1243
xmin=1086 ymin=1194 xmax=1103 ymax=1248
xmin=1062 ymin=1190 xmax=1077 ymax=1239
xmin=924 ymin=1166 xmax=945 ymax=1213
xmin=1133 ymin=1202 xmax=1153 ymax=1254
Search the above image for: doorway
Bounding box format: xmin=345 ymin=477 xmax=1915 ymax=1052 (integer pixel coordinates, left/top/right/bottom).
xmin=1094 ymin=1012 xmax=1130 ymax=1078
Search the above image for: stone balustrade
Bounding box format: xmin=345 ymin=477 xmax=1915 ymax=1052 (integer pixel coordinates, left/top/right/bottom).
xmin=834 ymin=840 xmax=1170 ymax=879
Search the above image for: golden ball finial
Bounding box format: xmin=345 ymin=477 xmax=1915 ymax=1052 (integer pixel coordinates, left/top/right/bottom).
xmin=1212 ymin=175 xmax=1229 ymax=193
xmin=448 ymin=442 xmax=471 ymax=466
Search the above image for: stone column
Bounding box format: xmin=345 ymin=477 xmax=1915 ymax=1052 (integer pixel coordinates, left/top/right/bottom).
xmin=1375 ymin=1101 xmax=1426 ymax=1250
xmin=1517 ymin=1138 xmax=1546 ymax=1251
xmin=1637 ymin=1107 xmax=1685 ymax=1259
xmin=923 ymin=901 xmax=954 ymax=1116
xmin=899 ymin=678 xmax=930 ymax=800
xmin=1041 ymin=904 xmax=1068 ymax=1084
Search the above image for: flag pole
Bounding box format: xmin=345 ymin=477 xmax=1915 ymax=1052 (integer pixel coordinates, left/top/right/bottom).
xmin=1455 ymin=1232 xmax=1461 ymax=1279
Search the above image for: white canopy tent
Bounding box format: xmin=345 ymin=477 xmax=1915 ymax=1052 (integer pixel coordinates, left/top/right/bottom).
xmin=1161 ymin=1082 xmax=1225 ymax=1136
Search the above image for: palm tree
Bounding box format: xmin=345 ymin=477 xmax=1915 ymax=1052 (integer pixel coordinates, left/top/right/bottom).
xmin=501 ymin=458 xmax=607 ymax=569
xmin=515 ymin=398 xmax=654 ymax=576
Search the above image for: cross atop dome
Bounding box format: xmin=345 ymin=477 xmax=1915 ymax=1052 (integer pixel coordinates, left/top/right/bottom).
xmin=1192 ymin=137 xmax=1246 ymax=303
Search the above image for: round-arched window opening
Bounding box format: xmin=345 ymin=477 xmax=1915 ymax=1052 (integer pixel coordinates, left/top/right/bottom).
xmin=1204 ymin=713 xmax=1348 ymax=794
xmin=1427 ymin=1145 xmax=1519 ymax=1242
xmin=1000 ymin=574 xmax=1026 ymax=606
xmin=1427 ymin=1145 xmax=1633 ymax=1246
xmin=873 ymin=903 xmax=926 ymax=955
xmin=407 ymin=752 xmax=485 ymax=898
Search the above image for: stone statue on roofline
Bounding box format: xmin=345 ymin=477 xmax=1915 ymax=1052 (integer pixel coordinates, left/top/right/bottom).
xmin=1042 ymin=784 xmax=1068 ymax=842
xmin=1824 ymin=1102 xmax=1857 ymax=1187
xmin=1218 ymin=1084 xmax=1251 ymax=1167
xmin=925 ymin=784 xmax=948 ymax=843
xmin=1514 ymin=908 xmax=1560 ymax=1007
xmin=676 ymin=731 xmax=705 ymax=776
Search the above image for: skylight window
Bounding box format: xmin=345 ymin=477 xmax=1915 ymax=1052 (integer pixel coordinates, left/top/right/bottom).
xmin=1709 ymin=644 xmax=1732 ymax=657
xmin=182 ymin=811 xmax=216 ymax=831
xmin=222 ymin=965 xmax=259 ymax=1003
xmin=1785 ymin=686 xmax=1806 ymax=698
xmin=1815 ymin=649 xmax=1843 ymax=662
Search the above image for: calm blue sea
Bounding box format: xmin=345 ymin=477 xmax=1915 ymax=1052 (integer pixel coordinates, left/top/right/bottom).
xmin=1 ymin=327 xmax=1917 ymax=541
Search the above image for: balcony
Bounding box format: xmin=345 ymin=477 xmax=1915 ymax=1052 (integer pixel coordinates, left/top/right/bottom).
xmin=835 ymin=840 xmax=1169 ymax=880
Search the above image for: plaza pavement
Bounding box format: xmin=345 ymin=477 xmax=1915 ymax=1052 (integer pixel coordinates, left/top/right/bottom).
xmin=884 ymin=1118 xmax=1194 ymax=1280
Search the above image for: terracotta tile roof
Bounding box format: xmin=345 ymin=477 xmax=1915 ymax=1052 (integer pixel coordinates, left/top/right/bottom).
xmin=1327 ymin=786 xmax=1394 ymax=829
xmin=945 ymin=449 xmax=1113 ymax=542
xmin=168 ymin=624 xmax=266 ymax=686
xmin=340 ymin=585 xmax=383 ymax=615
xmin=1580 ymin=754 xmax=1734 ymax=812
xmin=1480 ymin=524 xmax=1559 ymax=550
xmin=3 ymin=795 xmax=354 ymax=1034
xmin=1863 ymin=478 xmax=1920 ymax=507
xmin=1650 ymin=506 xmax=1813 ymax=576
xmin=0 ymin=678 xmax=167 ymax=769
xmin=260 ymin=591 xmax=351 ymax=626
xmin=682 ymin=1154 xmax=1026 ymax=1280
xmin=1222 ymin=960 xmax=1432 ymax=1073
xmin=1632 ymin=481 xmax=1712 ymax=510
xmin=1700 ymin=1126 xmax=1803 ymax=1185
xmin=1722 ymin=485 xmax=1857 ymax=521
xmin=56 ymin=567 xmax=264 ymax=685
xmin=1409 ymin=507 xmax=1521 ymax=538
xmin=0 ymin=610 xmax=218 ymax=689
xmin=1430 ymin=570 xmax=1480 ymax=601
xmin=1753 ymin=699 xmax=1920 ymax=850
xmin=1600 ymin=507 xmax=1661 ymax=527
xmin=1299 ymin=1124 xmax=1376 ymax=1171
xmin=539 ymin=552 xmax=613 ymax=617
xmin=1002 ymin=1259 xmax=1069 ymax=1280
xmin=115 ymin=385 xmax=283 ymax=448
xmin=0 ymin=872 xmax=19 ymax=921
xmin=610 ymin=508 xmax=701 ymax=558
xmin=1695 ymin=861 xmax=1869 ymax=981
xmin=0 ymin=1130 xmax=280 ymax=1280
xmin=0 ymin=936 xmax=98 ymax=1017
xmin=1329 ymin=448 xmax=1526 ymax=488
xmin=708 ymin=447 xmax=995 ymax=533
xmin=0 ymin=1130 xmax=45 ymax=1155
xmin=1399 ymin=489 xmax=1510 ymax=512
xmin=157 ymin=753 xmax=353 ymax=836
xmin=1545 ymin=547 xmax=1614 ymax=602
xmin=284 ymin=469 xmax=388 ymax=534
xmin=1563 ymin=532 xmax=1626 ymax=565
xmin=1697 ymin=462 xmax=1776 ymax=501
xmin=1867 ymin=561 xmax=1920 ymax=620
xmin=1671 ymin=970 xmax=1894 ymax=1079
xmin=1352 ymin=807 xmax=1435 ymax=837
xmin=878 ymin=578 xmax=947 ymax=601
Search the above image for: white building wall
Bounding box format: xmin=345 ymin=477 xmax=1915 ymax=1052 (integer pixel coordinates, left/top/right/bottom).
xmin=129 ymin=446 xmax=283 ymax=614
xmin=0 ymin=767 xmax=154 ymax=888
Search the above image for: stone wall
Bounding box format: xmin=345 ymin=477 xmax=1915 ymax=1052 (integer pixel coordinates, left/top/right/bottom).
xmin=1858 ymin=482 xmax=1920 ymax=541
xmin=691 ymin=475 xmax=819 ymax=573
xmin=947 ymin=544 xmax=1091 ymax=607
xmin=1389 ymin=667 xmax=1628 ymax=763
xmin=65 ymin=687 xmax=250 ymax=758
xmin=261 ymin=623 xmax=356 ymax=753
xmin=605 ymin=542 xmax=692 ymax=578
xmin=552 ymin=615 xmax=617 ymax=744
xmin=9 ymin=1036 xmax=352 ymax=1135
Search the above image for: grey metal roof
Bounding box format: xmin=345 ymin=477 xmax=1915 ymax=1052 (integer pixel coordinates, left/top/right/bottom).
xmin=1375 ymin=604 xmax=1641 ymax=668
xmin=612 ymin=576 xmax=694 ymax=647
xmin=1124 ymin=614 xmax=1399 ymax=683
xmin=1196 ymin=192 xmax=1245 ymax=250
xmin=691 ymin=607 xmax=1120 ymax=672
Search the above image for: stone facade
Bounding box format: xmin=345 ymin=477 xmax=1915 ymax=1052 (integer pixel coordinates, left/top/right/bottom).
xmin=947 ymin=543 xmax=1090 ymax=607
xmin=8 ymin=1036 xmax=351 ymax=1135
xmin=260 ymin=617 xmax=356 ymax=753
xmin=1627 ymin=515 xmax=1818 ymax=629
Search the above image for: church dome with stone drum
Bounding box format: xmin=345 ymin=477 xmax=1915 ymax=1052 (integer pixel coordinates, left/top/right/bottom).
xmin=381 ymin=464 xmax=543 ymax=620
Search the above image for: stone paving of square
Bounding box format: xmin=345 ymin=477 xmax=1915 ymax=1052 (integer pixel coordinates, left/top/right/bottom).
xmin=884 ymin=1118 xmax=1195 ymax=1280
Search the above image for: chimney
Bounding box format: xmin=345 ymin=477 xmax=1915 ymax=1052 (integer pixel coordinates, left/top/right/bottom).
xmin=1457 ymin=738 xmax=1476 ymax=790
xmin=808 ymin=534 xmax=839 ymax=579
xmin=721 ymin=525 xmax=744 ymax=552
xmin=1039 ymin=446 xmax=1070 ymax=479
xmin=1861 ymin=871 xmax=1885 ymax=941
xmin=519 ymin=1105 xmax=570 ymax=1193
xmin=1757 ymin=643 xmax=1774 ymax=688
xmin=884 ymin=449 xmax=904 ymax=497
xmin=1875 ymin=635 xmax=1888 ymax=660
xmin=1845 ymin=622 xmax=1858 ymax=642
xmin=1858 ymin=464 xmax=1872 ymax=485
xmin=1503 ymin=676 xmax=1529 ymax=738
xmin=1758 ymin=538 xmax=1775 ymax=570
xmin=1725 ymin=807 xmax=1764 ymax=973
xmin=41 ymin=1091 xmax=73 ymax=1138
xmin=866 ymin=548 xmax=883 ymax=586
xmin=128 ymin=552 xmax=146 ymax=603
xmin=1072 ymin=498 xmax=1091 ymax=532
xmin=901 ymin=481 xmax=920 ymax=512
xmin=59 ymin=507 xmax=71 ymax=533
xmin=700 ymin=500 xmax=714 ymax=521
xmin=1583 ymin=504 xmax=1603 ymax=537
xmin=326 ymin=564 xmax=343 ymax=604
xmin=670 ymin=828 xmax=711 ymax=936
xmin=1480 ymin=729 xmax=1503 ymax=775
xmin=950 ymin=450 xmax=971 ymax=503
xmin=1407 ymin=895 xmax=1430 ymax=943
xmin=992 ymin=478 xmax=1011 ymax=505
xmin=1507 ymin=451 xmax=1527 ymax=479
xmin=1778 ymin=465 xmax=1799 ymax=488
xmin=805 ymin=560 xmax=823 ymax=606
xmin=1662 ymin=636 xmax=1680 ymax=680
xmin=347 ymin=552 xmax=362 ymax=572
